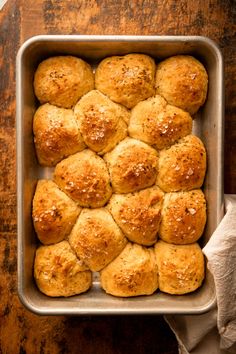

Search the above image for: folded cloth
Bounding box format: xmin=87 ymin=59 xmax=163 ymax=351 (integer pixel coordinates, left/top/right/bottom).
xmin=165 ymin=195 xmax=236 ymax=354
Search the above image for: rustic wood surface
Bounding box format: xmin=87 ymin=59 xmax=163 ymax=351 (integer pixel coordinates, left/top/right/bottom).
xmin=0 ymin=0 xmax=235 ymax=353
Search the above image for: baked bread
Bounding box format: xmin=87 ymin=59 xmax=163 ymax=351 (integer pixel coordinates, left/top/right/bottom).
xmin=155 ymin=240 xmax=205 ymax=294
xmin=159 ymin=190 xmax=206 ymax=244
xmin=68 ymin=208 xmax=127 ymax=271
xmin=108 ymin=186 xmax=164 ymax=246
xmin=95 ymin=54 xmax=156 ymax=108
xmin=53 ymin=149 xmax=112 ymax=208
xmin=33 ymin=180 xmax=81 ymax=245
xmin=100 ymin=243 xmax=158 ymax=297
xmin=128 ymin=95 xmax=192 ymax=149
xmin=33 ymin=103 xmax=85 ymax=166
xmin=156 ymin=135 xmax=206 ymax=192
xmin=74 ymin=90 xmax=128 ymax=154
xmin=34 ymin=56 xmax=94 ymax=108
xmin=104 ymin=138 xmax=159 ymax=193
xmin=34 ymin=241 xmax=92 ymax=297
xmin=155 ymin=55 xmax=208 ymax=115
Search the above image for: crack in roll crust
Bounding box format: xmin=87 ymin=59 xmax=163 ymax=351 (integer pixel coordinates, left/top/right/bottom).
xmin=100 ymin=243 xmax=158 ymax=297
xmin=128 ymin=95 xmax=193 ymax=149
xmin=33 ymin=180 xmax=81 ymax=245
xmin=95 ymin=54 xmax=156 ymax=108
xmin=108 ymin=186 xmax=164 ymax=246
xmin=33 ymin=103 xmax=85 ymax=166
xmin=155 ymin=240 xmax=205 ymax=295
xmin=104 ymin=138 xmax=159 ymax=194
xmin=34 ymin=241 xmax=92 ymax=297
xmin=53 ymin=149 xmax=112 ymax=208
xmin=74 ymin=90 xmax=129 ymax=154
xmin=155 ymin=55 xmax=208 ymax=115
xmin=159 ymin=189 xmax=207 ymax=244
xmin=34 ymin=56 xmax=94 ymax=109
xmin=68 ymin=208 xmax=127 ymax=271
xmin=156 ymin=135 xmax=206 ymax=192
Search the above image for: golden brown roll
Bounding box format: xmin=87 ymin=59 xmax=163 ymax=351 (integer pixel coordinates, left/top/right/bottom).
xmin=95 ymin=54 xmax=156 ymax=108
xmin=34 ymin=56 xmax=94 ymax=108
xmin=32 ymin=180 xmax=81 ymax=245
xmin=128 ymin=95 xmax=192 ymax=149
xmin=108 ymin=186 xmax=164 ymax=246
xmin=34 ymin=241 xmax=92 ymax=297
xmin=53 ymin=149 xmax=112 ymax=208
xmin=68 ymin=208 xmax=127 ymax=271
xmin=156 ymin=135 xmax=206 ymax=192
xmin=104 ymin=138 xmax=159 ymax=194
xmin=33 ymin=103 xmax=85 ymax=166
xmin=100 ymin=243 xmax=158 ymax=297
xmin=154 ymin=240 xmax=205 ymax=295
xmin=74 ymin=90 xmax=128 ymax=154
xmin=155 ymin=55 xmax=208 ymax=115
xmin=159 ymin=190 xmax=206 ymax=244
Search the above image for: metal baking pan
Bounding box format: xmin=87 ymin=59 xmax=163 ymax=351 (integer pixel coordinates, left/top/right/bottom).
xmin=16 ymin=35 xmax=224 ymax=315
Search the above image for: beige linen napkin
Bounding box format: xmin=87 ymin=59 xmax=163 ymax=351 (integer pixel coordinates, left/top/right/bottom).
xmin=165 ymin=195 xmax=236 ymax=354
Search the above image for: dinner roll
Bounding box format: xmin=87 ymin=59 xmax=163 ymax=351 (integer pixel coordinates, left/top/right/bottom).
xmin=159 ymin=190 xmax=207 ymax=244
xmin=34 ymin=56 xmax=94 ymax=108
xmin=155 ymin=240 xmax=205 ymax=294
xmin=53 ymin=149 xmax=112 ymax=208
xmin=100 ymin=243 xmax=158 ymax=297
xmin=104 ymin=138 xmax=159 ymax=193
xmin=108 ymin=186 xmax=164 ymax=246
xmin=156 ymin=135 xmax=206 ymax=192
xmin=128 ymin=95 xmax=192 ymax=149
xmin=68 ymin=208 xmax=127 ymax=271
xmin=95 ymin=54 xmax=156 ymax=108
xmin=74 ymin=90 xmax=128 ymax=154
xmin=156 ymin=55 xmax=208 ymax=115
xmin=33 ymin=103 xmax=85 ymax=166
xmin=34 ymin=241 xmax=92 ymax=297
xmin=33 ymin=180 xmax=81 ymax=245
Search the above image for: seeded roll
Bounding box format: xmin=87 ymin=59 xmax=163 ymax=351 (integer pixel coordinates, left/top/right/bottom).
xmin=108 ymin=186 xmax=164 ymax=246
xmin=33 ymin=103 xmax=85 ymax=166
xmin=104 ymin=138 xmax=159 ymax=194
xmin=159 ymin=190 xmax=206 ymax=244
xmin=74 ymin=90 xmax=128 ymax=154
xmin=34 ymin=56 xmax=94 ymax=108
xmin=54 ymin=149 xmax=112 ymax=208
xmin=33 ymin=180 xmax=81 ymax=245
xmin=128 ymin=95 xmax=192 ymax=150
xmin=156 ymin=135 xmax=206 ymax=192
xmin=34 ymin=241 xmax=92 ymax=297
xmin=100 ymin=243 xmax=158 ymax=297
xmin=155 ymin=240 xmax=205 ymax=295
xmin=95 ymin=53 xmax=156 ymax=108
xmin=69 ymin=208 xmax=127 ymax=271
xmin=156 ymin=55 xmax=208 ymax=115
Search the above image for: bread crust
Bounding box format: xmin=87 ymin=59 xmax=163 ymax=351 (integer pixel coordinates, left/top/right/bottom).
xmin=156 ymin=55 xmax=208 ymax=115
xmin=104 ymin=138 xmax=159 ymax=194
xmin=53 ymin=149 xmax=112 ymax=208
xmin=155 ymin=240 xmax=205 ymax=294
xmin=34 ymin=56 xmax=94 ymax=108
xmin=34 ymin=241 xmax=92 ymax=297
xmin=108 ymin=186 xmax=164 ymax=246
xmin=100 ymin=243 xmax=158 ymax=297
xmin=32 ymin=180 xmax=81 ymax=245
xmin=33 ymin=103 xmax=85 ymax=166
xmin=68 ymin=208 xmax=127 ymax=271
xmin=95 ymin=54 xmax=155 ymax=108
xmin=74 ymin=90 xmax=128 ymax=154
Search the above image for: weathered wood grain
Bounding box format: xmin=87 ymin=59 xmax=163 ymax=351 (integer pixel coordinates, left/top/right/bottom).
xmin=0 ymin=0 xmax=235 ymax=353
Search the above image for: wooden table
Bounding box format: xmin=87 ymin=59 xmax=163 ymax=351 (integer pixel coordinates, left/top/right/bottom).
xmin=0 ymin=1 xmax=235 ymax=353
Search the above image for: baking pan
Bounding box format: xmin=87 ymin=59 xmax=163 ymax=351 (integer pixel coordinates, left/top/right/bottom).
xmin=16 ymin=35 xmax=224 ymax=315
